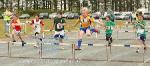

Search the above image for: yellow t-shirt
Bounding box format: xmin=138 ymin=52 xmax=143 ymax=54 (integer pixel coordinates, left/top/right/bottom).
xmin=78 ymin=15 xmax=94 ymax=28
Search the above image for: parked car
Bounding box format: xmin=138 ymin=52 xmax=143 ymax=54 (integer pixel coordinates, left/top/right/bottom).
xmin=49 ymin=13 xmax=57 ymax=19
xmin=114 ymin=12 xmax=123 ymax=20
xmin=143 ymin=13 xmax=150 ymax=20
xmin=19 ymin=14 xmax=30 ymax=19
xmin=122 ymin=12 xmax=132 ymax=20
xmin=39 ymin=13 xmax=49 ymax=19
xmin=67 ymin=13 xmax=79 ymax=19
xmin=62 ymin=12 xmax=71 ymax=18
xmin=91 ymin=13 xmax=100 ymax=19
xmin=73 ymin=13 xmax=79 ymax=19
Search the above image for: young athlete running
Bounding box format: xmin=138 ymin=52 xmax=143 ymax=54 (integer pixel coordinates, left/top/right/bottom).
xmin=134 ymin=15 xmax=147 ymax=53
xmin=73 ymin=7 xmax=95 ymax=50
xmin=11 ymin=15 xmax=26 ymax=47
xmin=31 ymin=15 xmax=44 ymax=47
xmin=103 ymin=16 xmax=116 ymax=46
xmin=51 ymin=11 xmax=66 ymax=49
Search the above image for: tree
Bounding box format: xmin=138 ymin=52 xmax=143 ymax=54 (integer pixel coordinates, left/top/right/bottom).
xmin=53 ymin=0 xmax=57 ymax=11
xmin=63 ymin=0 xmax=66 ymax=11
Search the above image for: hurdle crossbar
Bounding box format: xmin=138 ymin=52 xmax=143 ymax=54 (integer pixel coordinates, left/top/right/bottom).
xmin=0 ymin=41 xmax=150 ymax=48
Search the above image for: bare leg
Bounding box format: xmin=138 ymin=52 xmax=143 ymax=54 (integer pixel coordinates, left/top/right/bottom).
xmin=86 ymin=29 xmax=91 ymax=36
xmin=18 ymin=32 xmax=26 ymax=47
xmin=34 ymin=32 xmax=40 ymax=48
xmin=18 ymin=33 xmax=23 ymax=42
xmin=12 ymin=30 xmax=16 ymax=42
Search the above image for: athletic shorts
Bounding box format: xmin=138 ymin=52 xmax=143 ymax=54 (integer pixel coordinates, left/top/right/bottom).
xmin=54 ymin=30 xmax=65 ymax=39
xmin=106 ymin=34 xmax=112 ymax=41
xmin=34 ymin=26 xmax=41 ymax=34
xmin=139 ymin=34 xmax=146 ymax=41
xmin=80 ymin=26 xmax=90 ymax=33
xmin=14 ymin=29 xmax=21 ymax=35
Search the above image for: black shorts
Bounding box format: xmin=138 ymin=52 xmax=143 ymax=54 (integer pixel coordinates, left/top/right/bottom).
xmin=140 ymin=34 xmax=146 ymax=41
xmin=106 ymin=34 xmax=112 ymax=41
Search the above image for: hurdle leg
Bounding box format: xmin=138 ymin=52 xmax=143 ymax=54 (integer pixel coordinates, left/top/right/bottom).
xmin=72 ymin=44 xmax=76 ymax=66
xmin=72 ymin=44 xmax=76 ymax=61
xmin=106 ymin=45 xmax=110 ymax=61
xmin=8 ymin=42 xmax=10 ymax=57
xmin=39 ymin=42 xmax=43 ymax=58
xmin=8 ymin=41 xmax=11 ymax=57
xmin=109 ymin=45 xmax=112 ymax=61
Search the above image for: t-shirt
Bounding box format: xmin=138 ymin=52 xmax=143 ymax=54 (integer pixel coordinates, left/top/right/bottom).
xmin=78 ymin=15 xmax=94 ymax=28
xmin=11 ymin=19 xmax=21 ymax=31
xmin=54 ymin=17 xmax=66 ymax=31
xmin=3 ymin=11 xmax=12 ymax=21
xmin=31 ymin=19 xmax=44 ymax=29
xmin=135 ymin=20 xmax=146 ymax=35
xmin=105 ymin=21 xmax=115 ymax=34
xmin=135 ymin=20 xmax=146 ymax=29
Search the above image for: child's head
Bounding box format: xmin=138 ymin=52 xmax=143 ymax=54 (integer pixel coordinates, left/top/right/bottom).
xmin=35 ymin=15 xmax=39 ymax=19
xmin=57 ymin=11 xmax=63 ymax=18
xmin=13 ymin=15 xmax=18 ymax=20
xmin=139 ymin=11 xmax=143 ymax=16
xmin=138 ymin=15 xmax=143 ymax=21
xmin=106 ymin=16 xmax=111 ymax=21
xmin=81 ymin=7 xmax=89 ymax=17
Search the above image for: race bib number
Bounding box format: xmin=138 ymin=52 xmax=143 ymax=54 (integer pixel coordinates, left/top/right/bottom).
xmin=107 ymin=26 xmax=113 ymax=30
xmin=81 ymin=18 xmax=88 ymax=23
xmin=137 ymin=29 xmax=144 ymax=34
xmin=57 ymin=23 xmax=63 ymax=29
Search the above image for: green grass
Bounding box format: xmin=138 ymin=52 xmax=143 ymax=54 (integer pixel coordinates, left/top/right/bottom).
xmin=0 ymin=19 xmax=5 ymax=38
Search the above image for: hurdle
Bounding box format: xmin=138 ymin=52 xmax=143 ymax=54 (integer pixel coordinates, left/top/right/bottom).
xmin=69 ymin=44 xmax=150 ymax=63
xmin=0 ymin=41 xmax=150 ymax=63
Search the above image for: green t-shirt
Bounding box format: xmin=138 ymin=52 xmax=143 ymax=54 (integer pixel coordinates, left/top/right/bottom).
xmin=54 ymin=17 xmax=66 ymax=31
xmin=135 ymin=20 xmax=146 ymax=29
xmin=105 ymin=21 xmax=115 ymax=34
xmin=135 ymin=20 xmax=146 ymax=35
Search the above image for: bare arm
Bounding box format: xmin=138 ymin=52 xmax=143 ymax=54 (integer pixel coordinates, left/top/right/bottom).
xmin=73 ymin=19 xmax=80 ymax=27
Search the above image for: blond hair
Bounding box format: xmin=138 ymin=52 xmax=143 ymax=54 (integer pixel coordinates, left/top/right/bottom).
xmin=81 ymin=7 xmax=89 ymax=14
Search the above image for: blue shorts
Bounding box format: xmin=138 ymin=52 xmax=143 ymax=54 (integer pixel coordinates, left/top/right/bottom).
xmin=80 ymin=27 xmax=90 ymax=33
xmin=54 ymin=34 xmax=64 ymax=39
